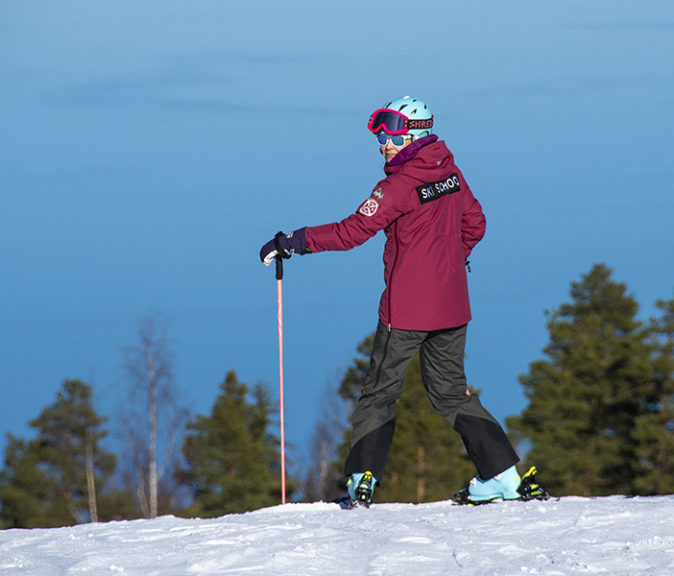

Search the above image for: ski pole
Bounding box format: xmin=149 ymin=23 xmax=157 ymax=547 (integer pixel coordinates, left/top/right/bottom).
xmin=274 ymin=233 xmax=287 ymax=505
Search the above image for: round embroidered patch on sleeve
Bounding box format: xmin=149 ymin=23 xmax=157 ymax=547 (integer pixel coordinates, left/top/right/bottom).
xmin=359 ymin=198 xmax=379 ymax=217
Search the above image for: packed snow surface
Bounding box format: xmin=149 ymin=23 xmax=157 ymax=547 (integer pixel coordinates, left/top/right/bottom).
xmin=1 ymin=496 xmax=673 ymax=575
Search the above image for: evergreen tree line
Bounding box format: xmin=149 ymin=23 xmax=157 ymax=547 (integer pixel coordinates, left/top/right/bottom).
xmin=0 ymin=370 xmax=284 ymax=529
xmin=1 ymin=264 xmax=672 ymax=528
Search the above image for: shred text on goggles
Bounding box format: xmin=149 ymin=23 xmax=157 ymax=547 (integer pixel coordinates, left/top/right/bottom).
xmin=367 ymin=108 xmax=434 ymax=135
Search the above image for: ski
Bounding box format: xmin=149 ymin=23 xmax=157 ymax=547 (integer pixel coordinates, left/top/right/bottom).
xmin=333 ymin=467 xmax=550 ymax=508
xmin=334 ymin=496 xmax=371 ymax=510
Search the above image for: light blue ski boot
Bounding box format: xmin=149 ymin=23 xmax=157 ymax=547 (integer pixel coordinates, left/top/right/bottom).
xmin=454 ymin=465 xmax=521 ymax=504
xmin=346 ymin=471 xmax=376 ymax=508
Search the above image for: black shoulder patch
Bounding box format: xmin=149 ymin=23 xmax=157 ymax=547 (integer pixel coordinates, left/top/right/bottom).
xmin=416 ymin=173 xmax=460 ymax=204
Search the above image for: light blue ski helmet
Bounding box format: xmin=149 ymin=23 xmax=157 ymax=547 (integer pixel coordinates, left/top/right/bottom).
xmin=381 ymin=96 xmax=433 ymax=139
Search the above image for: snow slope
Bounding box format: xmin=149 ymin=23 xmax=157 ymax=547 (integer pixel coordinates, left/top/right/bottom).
xmin=1 ymin=496 xmax=673 ymax=575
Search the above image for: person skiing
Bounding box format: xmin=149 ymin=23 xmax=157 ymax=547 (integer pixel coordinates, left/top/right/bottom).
xmin=259 ymin=96 xmax=547 ymax=507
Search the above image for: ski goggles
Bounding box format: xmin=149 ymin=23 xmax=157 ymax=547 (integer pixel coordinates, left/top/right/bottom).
xmin=368 ymin=109 xmax=409 ymax=135
xmin=376 ymin=133 xmax=412 ymax=146
xmin=367 ymin=108 xmax=434 ymax=135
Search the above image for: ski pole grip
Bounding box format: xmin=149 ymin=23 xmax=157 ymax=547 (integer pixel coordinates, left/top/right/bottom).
xmin=274 ymin=231 xmax=285 ymax=280
xmin=275 ymin=255 xmax=283 ymax=280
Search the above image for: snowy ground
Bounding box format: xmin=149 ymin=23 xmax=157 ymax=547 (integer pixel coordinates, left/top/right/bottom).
xmin=1 ymin=496 xmax=673 ymax=575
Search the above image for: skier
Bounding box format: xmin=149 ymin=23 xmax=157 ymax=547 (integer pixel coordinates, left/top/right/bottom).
xmin=259 ymin=96 xmax=547 ymax=507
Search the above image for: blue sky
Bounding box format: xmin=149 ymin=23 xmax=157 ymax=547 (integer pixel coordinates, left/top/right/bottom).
xmin=2 ymin=1 xmax=673 ymax=480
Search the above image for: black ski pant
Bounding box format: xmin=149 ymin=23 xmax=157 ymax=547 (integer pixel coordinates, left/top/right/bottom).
xmin=344 ymin=321 xmax=519 ymax=483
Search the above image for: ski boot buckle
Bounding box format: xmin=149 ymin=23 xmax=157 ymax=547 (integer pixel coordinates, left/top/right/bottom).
xmin=516 ymin=466 xmax=550 ymax=501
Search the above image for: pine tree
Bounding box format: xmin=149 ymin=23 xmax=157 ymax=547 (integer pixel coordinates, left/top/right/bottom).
xmin=507 ymin=265 xmax=654 ymax=496
xmin=0 ymin=379 xmax=116 ymax=527
xmin=181 ymin=371 xmax=285 ymax=515
xmin=633 ymin=297 xmax=674 ymax=494
xmin=0 ymin=434 xmax=55 ymax=528
xmin=335 ymin=334 xmax=474 ymax=503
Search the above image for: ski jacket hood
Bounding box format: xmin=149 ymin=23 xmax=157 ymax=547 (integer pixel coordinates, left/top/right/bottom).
xmin=305 ymin=137 xmax=486 ymax=330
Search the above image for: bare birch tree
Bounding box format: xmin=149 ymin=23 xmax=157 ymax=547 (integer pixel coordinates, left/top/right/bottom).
xmin=302 ymin=380 xmax=349 ymax=502
xmin=85 ymin=429 xmax=98 ymax=522
xmin=121 ymin=314 xmax=189 ymax=518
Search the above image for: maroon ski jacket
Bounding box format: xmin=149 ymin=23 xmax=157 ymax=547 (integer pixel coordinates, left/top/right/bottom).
xmin=305 ymin=136 xmax=486 ymax=331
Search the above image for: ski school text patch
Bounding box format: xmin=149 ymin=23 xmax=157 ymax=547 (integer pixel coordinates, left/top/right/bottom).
xmin=416 ymin=174 xmax=460 ymax=204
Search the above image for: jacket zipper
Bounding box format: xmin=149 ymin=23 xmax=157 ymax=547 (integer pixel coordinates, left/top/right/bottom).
xmin=387 ymin=220 xmax=400 ymax=331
